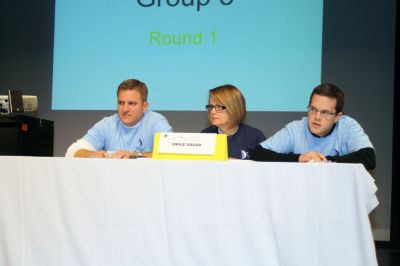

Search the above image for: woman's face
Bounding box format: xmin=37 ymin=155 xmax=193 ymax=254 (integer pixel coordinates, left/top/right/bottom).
xmin=209 ymin=96 xmax=231 ymax=129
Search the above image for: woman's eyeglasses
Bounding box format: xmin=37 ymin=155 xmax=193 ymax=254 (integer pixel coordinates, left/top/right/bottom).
xmin=205 ymin=104 xmax=226 ymax=112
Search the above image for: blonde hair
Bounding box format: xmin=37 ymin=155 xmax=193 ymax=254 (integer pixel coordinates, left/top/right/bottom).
xmin=208 ymin=84 xmax=246 ymax=127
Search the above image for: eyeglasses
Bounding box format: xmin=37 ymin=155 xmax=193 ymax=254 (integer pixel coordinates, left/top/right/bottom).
xmin=307 ymin=105 xmax=337 ymax=118
xmin=205 ymin=104 xmax=226 ymax=112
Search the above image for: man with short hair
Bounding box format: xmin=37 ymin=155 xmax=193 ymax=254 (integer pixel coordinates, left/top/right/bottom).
xmin=249 ymin=83 xmax=376 ymax=170
xmin=66 ymin=79 xmax=172 ymax=159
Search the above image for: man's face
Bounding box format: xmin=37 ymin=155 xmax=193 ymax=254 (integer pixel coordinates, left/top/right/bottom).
xmin=117 ymin=90 xmax=148 ymax=127
xmin=307 ymin=94 xmax=342 ymax=137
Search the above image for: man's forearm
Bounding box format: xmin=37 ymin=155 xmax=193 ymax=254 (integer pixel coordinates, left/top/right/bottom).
xmin=249 ymin=145 xmax=300 ymax=162
xmin=326 ymin=147 xmax=376 ymax=170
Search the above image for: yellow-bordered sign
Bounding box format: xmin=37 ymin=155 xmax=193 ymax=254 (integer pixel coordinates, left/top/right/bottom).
xmin=152 ymin=132 xmax=228 ymax=161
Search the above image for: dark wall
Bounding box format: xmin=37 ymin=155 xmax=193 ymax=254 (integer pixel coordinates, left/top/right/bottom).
xmin=390 ymin=0 xmax=400 ymax=248
xmin=0 ymin=0 xmax=397 ymax=242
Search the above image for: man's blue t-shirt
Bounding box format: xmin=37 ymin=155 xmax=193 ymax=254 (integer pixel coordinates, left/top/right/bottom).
xmin=260 ymin=115 xmax=373 ymax=156
xmin=83 ymin=111 xmax=172 ymax=152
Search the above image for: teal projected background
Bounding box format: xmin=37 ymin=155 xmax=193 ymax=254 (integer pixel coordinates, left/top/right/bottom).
xmin=52 ymin=0 xmax=323 ymax=111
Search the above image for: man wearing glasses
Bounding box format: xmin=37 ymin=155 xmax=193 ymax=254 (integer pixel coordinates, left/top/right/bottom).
xmin=249 ymin=83 xmax=375 ymax=170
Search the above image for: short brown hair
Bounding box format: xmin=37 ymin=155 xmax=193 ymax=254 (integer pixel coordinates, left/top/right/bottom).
xmin=309 ymin=83 xmax=345 ymax=113
xmin=117 ymin=79 xmax=148 ymax=102
xmin=208 ymin=84 xmax=246 ymax=126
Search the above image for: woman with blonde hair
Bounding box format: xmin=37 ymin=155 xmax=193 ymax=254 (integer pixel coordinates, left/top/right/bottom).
xmin=201 ymin=84 xmax=266 ymax=159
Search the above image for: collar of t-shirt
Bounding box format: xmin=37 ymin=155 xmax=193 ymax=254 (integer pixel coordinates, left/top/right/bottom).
xmin=120 ymin=117 xmax=143 ymax=135
xmin=217 ymin=124 xmax=240 ymax=138
xmin=309 ymin=122 xmax=337 ymax=138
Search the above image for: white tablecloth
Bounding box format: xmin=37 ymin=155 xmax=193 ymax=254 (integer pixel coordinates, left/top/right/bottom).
xmin=0 ymin=157 xmax=378 ymax=266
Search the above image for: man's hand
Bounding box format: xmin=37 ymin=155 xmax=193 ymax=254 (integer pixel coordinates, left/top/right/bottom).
xmin=74 ymin=149 xmax=108 ymax=158
xmin=75 ymin=149 xmax=152 ymax=159
xmin=299 ymin=151 xmax=327 ymax=162
xmin=111 ymin=151 xmax=153 ymax=159
xmin=110 ymin=150 xmax=134 ymax=159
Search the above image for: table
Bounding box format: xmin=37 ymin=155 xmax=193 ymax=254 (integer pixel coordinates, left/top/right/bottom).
xmin=0 ymin=157 xmax=378 ymax=266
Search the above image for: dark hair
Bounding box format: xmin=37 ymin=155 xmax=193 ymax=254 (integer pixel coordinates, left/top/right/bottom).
xmin=309 ymin=83 xmax=345 ymax=113
xmin=117 ymin=79 xmax=148 ymax=102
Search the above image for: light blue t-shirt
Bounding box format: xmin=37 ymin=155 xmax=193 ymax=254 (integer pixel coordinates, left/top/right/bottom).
xmin=260 ymin=115 xmax=373 ymax=156
xmin=83 ymin=111 xmax=172 ymax=152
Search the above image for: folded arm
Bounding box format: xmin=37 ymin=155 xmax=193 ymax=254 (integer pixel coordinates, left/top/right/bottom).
xmin=249 ymin=145 xmax=300 ymax=162
xmin=249 ymin=146 xmax=376 ymax=170
xmin=326 ymin=147 xmax=376 ymax=170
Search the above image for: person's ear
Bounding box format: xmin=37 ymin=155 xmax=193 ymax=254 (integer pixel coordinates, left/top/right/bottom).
xmin=335 ymin=112 xmax=343 ymax=123
xmin=142 ymin=101 xmax=149 ymax=113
